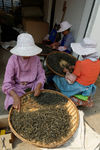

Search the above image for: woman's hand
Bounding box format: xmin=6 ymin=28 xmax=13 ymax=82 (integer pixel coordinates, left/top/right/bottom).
xmin=34 ymin=87 xmax=41 ymax=97
xmin=9 ymin=90 xmax=20 ymax=111
xmin=65 ymin=73 xmax=77 ymax=84
xmin=63 ymin=68 xmax=69 ymax=73
xmin=63 ymin=65 xmax=75 ymax=73
xmin=50 ymin=42 xmax=59 ymax=49
xmin=34 ymin=83 xmax=42 ymax=97
xmin=13 ymin=95 xmax=20 ymax=111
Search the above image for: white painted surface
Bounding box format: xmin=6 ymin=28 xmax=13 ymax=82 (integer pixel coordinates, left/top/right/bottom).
xmin=54 ymin=0 xmax=86 ymax=40
xmin=43 ymin=0 xmax=52 ymax=23
xmin=76 ymin=0 xmax=95 ymax=42
xmin=54 ymin=0 xmax=64 ymax=24
xmin=86 ymin=0 xmax=100 ymax=55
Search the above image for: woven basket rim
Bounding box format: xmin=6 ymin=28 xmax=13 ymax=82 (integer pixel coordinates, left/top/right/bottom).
xmin=46 ymin=51 xmax=77 ymax=77
xmin=8 ymin=89 xmax=79 ymax=148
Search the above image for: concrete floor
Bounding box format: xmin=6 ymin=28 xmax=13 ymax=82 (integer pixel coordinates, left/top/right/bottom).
xmin=80 ymin=85 xmax=100 ymax=134
xmin=0 ymin=47 xmax=100 ymax=149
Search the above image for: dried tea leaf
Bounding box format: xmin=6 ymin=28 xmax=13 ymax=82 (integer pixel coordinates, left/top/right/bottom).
xmin=10 ymin=107 xmax=71 ymax=144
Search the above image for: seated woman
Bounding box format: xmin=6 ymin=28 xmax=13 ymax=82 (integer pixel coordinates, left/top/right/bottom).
xmin=53 ymin=37 xmax=100 ymax=106
xmin=2 ymin=33 xmax=46 ymax=111
xmin=51 ymin=21 xmax=75 ymax=54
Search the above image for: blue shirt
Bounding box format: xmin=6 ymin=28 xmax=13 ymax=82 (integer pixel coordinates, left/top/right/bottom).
xmin=49 ymin=29 xmax=57 ymax=43
xmin=60 ymin=32 xmax=74 ymax=53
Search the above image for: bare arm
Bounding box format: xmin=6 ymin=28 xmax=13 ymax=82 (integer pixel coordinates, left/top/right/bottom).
xmin=34 ymin=83 xmax=42 ymax=97
xmin=9 ymin=90 xmax=20 ymax=111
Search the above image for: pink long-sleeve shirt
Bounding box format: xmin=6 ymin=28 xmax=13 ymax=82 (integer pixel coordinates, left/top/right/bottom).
xmin=2 ymin=55 xmax=46 ymax=110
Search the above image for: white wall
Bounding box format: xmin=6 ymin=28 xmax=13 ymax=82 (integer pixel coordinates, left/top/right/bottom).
xmin=86 ymin=0 xmax=100 ymax=55
xmin=54 ymin=0 xmax=86 ymax=40
xmin=53 ymin=0 xmax=64 ymax=24
xmin=77 ymin=0 xmax=95 ymax=41
xmin=43 ymin=0 xmax=52 ymax=23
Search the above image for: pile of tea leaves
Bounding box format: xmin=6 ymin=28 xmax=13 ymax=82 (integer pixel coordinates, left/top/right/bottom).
xmin=30 ymin=92 xmax=68 ymax=106
xmin=36 ymin=43 xmax=58 ymax=55
xmin=10 ymin=107 xmax=71 ymax=144
xmin=46 ymin=52 xmax=77 ymax=75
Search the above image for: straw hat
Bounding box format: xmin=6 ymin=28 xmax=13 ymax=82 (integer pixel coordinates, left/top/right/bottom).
xmin=57 ymin=21 xmax=72 ymax=33
xmin=71 ymin=37 xmax=97 ymax=55
xmin=10 ymin=33 xmax=42 ymax=56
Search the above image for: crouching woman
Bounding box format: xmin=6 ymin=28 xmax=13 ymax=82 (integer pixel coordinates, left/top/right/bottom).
xmin=53 ymin=38 xmax=100 ymax=106
xmin=2 ymin=33 xmax=46 ymax=111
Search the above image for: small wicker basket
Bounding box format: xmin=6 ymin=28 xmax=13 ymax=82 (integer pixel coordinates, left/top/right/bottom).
xmin=8 ymin=90 xmax=79 ymax=148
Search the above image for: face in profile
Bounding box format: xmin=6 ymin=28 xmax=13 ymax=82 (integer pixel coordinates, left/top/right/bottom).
xmin=62 ymin=29 xmax=70 ymax=35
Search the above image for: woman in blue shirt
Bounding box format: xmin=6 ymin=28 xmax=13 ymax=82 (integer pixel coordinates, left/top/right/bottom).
xmin=51 ymin=21 xmax=74 ymax=54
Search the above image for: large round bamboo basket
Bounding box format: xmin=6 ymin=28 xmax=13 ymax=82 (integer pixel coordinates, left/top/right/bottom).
xmin=46 ymin=51 xmax=77 ymax=77
xmin=8 ymin=90 xmax=79 ymax=148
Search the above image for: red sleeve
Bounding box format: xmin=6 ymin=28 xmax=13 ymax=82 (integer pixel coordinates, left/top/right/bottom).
xmin=73 ymin=60 xmax=81 ymax=77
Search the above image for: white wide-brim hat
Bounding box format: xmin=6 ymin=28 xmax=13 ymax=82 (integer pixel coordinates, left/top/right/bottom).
xmin=71 ymin=37 xmax=97 ymax=55
xmin=57 ymin=21 xmax=72 ymax=33
xmin=10 ymin=33 xmax=42 ymax=56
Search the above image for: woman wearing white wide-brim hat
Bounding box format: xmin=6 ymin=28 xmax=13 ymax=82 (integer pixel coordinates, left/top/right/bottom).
xmin=50 ymin=21 xmax=74 ymax=54
xmin=52 ymin=37 xmax=100 ymax=107
xmin=2 ymin=33 xmax=46 ymax=111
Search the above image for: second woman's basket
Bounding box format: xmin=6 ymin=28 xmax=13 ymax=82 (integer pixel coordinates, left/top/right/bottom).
xmin=46 ymin=51 xmax=77 ymax=77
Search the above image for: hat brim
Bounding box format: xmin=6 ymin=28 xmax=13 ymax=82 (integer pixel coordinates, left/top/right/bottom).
xmin=10 ymin=45 xmax=42 ymax=56
xmin=57 ymin=25 xmax=72 ymax=33
xmin=71 ymin=43 xmax=97 ymax=55
xmin=57 ymin=28 xmax=65 ymax=33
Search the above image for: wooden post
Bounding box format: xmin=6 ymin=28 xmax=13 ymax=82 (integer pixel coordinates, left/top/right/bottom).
xmin=49 ymin=0 xmax=56 ymax=32
xmin=11 ymin=0 xmax=14 ymax=13
xmin=2 ymin=0 xmax=4 ymax=10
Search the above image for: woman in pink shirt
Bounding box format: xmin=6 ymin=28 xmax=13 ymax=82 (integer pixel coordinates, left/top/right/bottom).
xmin=2 ymin=33 xmax=46 ymax=111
